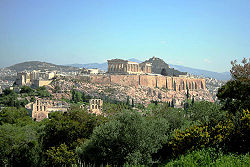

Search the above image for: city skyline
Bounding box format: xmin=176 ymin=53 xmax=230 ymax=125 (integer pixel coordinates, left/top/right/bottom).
xmin=0 ymin=0 xmax=249 ymax=72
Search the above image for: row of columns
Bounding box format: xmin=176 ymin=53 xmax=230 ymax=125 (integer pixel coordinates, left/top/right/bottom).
xmin=108 ymin=63 xmax=140 ymax=73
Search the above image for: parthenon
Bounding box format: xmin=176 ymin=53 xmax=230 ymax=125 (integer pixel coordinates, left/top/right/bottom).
xmin=107 ymin=59 xmax=151 ymax=74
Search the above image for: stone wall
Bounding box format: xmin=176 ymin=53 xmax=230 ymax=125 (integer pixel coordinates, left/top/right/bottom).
xmin=89 ymin=75 xmax=206 ymax=91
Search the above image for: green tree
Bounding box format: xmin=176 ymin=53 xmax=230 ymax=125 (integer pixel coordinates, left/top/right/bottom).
xmin=36 ymin=86 xmax=51 ymax=97
xmin=186 ymin=87 xmax=189 ymax=99
xmin=188 ymin=101 xmax=226 ymax=125
xmin=171 ymin=99 xmax=174 ymax=108
xmin=71 ymin=90 xmax=83 ymax=103
xmin=0 ymin=107 xmax=32 ymax=125
xmin=46 ymin=144 xmax=76 ymax=167
xmin=217 ymin=58 xmax=250 ymax=114
xmin=0 ymin=124 xmax=41 ymax=167
xmin=76 ymin=111 xmax=169 ymax=166
xmin=191 ymin=97 xmax=195 ymax=106
xmin=132 ymin=99 xmax=134 ymax=107
xmin=126 ymin=96 xmax=130 ymax=106
xmin=20 ymin=86 xmax=34 ymax=95
xmin=81 ymin=92 xmax=86 ymax=102
xmin=149 ymin=103 xmax=192 ymax=131
xmin=0 ymin=90 xmax=21 ymax=107
xmin=41 ymin=109 xmax=105 ymax=151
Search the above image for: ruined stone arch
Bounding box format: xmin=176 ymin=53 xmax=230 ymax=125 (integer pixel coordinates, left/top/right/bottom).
xmin=192 ymin=82 xmax=194 ymax=90
xmin=195 ymin=82 xmax=197 ymax=90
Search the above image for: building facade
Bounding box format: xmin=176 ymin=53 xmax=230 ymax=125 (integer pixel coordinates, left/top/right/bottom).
xmin=89 ymin=99 xmax=103 ymax=115
xmin=107 ymin=59 xmax=151 ymax=74
xmin=16 ymin=70 xmax=56 ymax=88
xmin=26 ymin=98 xmax=69 ymax=121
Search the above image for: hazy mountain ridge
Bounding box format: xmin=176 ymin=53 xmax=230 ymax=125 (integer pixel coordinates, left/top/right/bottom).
xmin=169 ymin=64 xmax=231 ymax=81
xmin=7 ymin=61 xmax=79 ymax=72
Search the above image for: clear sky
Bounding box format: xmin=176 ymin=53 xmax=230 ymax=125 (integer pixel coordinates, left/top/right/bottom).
xmin=0 ymin=0 xmax=249 ymax=72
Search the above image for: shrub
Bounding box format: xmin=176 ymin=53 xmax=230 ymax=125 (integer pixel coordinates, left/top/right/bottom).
xmin=163 ymin=148 xmax=250 ymax=167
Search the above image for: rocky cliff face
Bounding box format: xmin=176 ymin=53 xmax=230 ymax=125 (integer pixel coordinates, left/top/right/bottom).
xmin=49 ymin=76 xmax=213 ymax=107
xmin=142 ymin=57 xmax=187 ymax=76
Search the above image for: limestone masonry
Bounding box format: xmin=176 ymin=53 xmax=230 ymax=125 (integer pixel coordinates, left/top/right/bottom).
xmin=88 ymin=74 xmax=205 ymax=91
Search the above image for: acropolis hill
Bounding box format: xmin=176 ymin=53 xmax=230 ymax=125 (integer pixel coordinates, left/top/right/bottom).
xmin=89 ymin=58 xmax=206 ymax=91
xmin=50 ymin=58 xmax=212 ymax=107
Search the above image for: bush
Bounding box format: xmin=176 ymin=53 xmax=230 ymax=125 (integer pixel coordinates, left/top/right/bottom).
xmin=163 ymin=148 xmax=250 ymax=167
xmin=224 ymin=109 xmax=250 ymax=153
xmin=76 ymin=111 xmax=169 ymax=166
xmin=158 ymin=109 xmax=250 ymax=160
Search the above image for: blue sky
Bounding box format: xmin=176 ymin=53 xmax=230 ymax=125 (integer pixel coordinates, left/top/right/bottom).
xmin=0 ymin=0 xmax=249 ymax=72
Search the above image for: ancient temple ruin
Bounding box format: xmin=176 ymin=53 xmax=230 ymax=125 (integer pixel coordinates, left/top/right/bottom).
xmin=107 ymin=59 xmax=151 ymax=74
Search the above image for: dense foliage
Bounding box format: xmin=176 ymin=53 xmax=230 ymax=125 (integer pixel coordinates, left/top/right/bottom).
xmin=77 ymin=111 xmax=169 ymax=166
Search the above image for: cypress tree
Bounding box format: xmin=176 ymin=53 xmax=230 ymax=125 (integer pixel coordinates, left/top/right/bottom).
xmin=171 ymin=99 xmax=174 ymax=108
xmin=191 ymin=97 xmax=194 ymax=105
xmin=126 ymin=96 xmax=130 ymax=106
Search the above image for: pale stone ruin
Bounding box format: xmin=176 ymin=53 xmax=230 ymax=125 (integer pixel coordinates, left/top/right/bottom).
xmin=108 ymin=59 xmax=152 ymax=74
xmin=25 ymin=98 xmax=69 ymax=121
xmin=89 ymin=99 xmax=103 ymax=115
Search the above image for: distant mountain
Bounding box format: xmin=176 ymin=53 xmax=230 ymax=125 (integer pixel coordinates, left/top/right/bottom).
xmin=169 ymin=64 xmax=231 ymax=80
xmin=7 ymin=61 xmax=79 ymax=72
xmin=142 ymin=57 xmax=187 ymax=76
